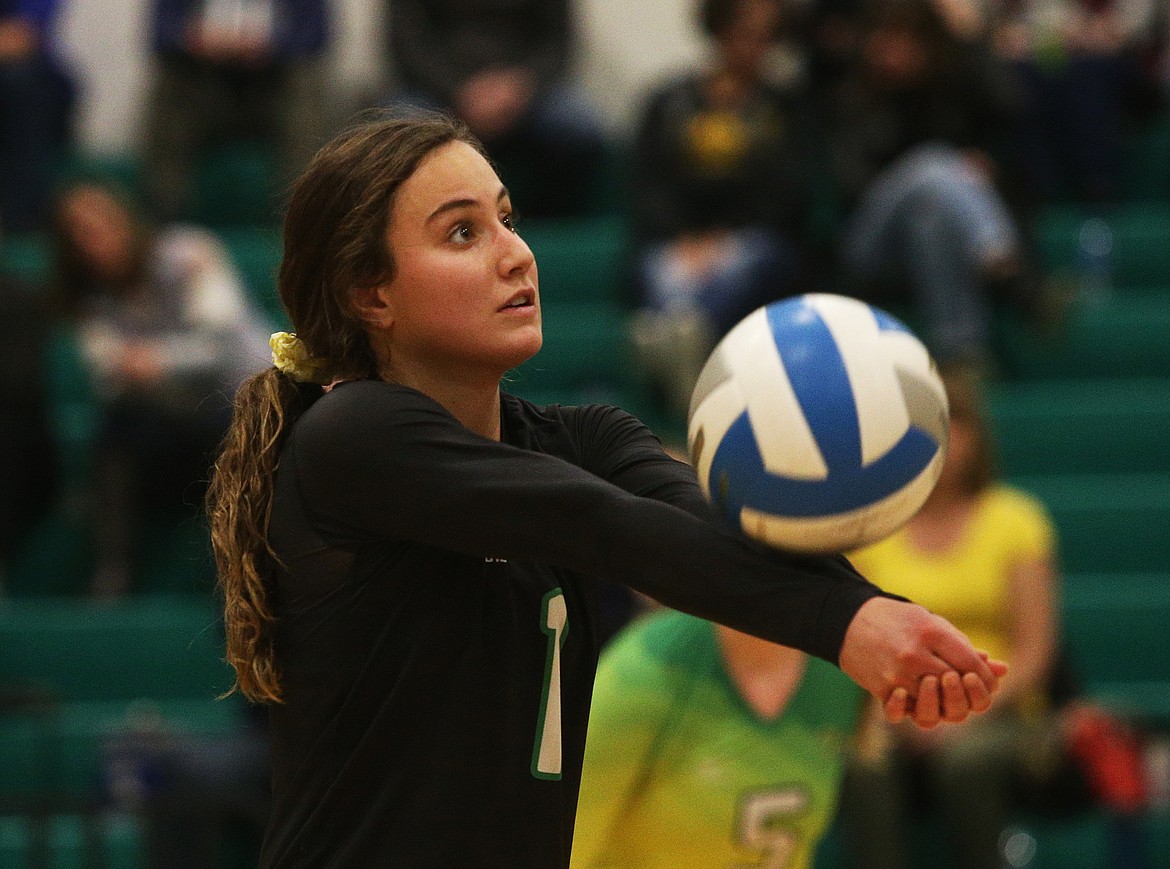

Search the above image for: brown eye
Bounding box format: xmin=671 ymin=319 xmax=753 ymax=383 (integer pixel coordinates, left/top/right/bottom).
xmin=449 ymin=222 xmax=476 ymax=244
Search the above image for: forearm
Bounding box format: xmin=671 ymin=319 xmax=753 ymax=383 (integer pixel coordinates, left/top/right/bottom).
xmin=299 ymin=386 xmax=884 ymax=663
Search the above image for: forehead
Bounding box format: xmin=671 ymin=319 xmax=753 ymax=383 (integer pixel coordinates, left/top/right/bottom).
xmin=392 ymin=141 xmax=502 ymax=220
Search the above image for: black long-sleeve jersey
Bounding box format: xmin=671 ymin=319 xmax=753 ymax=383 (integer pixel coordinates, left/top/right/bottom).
xmin=258 ymin=380 xmax=885 ymax=867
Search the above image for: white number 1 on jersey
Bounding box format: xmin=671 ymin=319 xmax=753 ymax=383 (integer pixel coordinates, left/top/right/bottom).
xmin=532 ymin=589 xmax=568 ymax=780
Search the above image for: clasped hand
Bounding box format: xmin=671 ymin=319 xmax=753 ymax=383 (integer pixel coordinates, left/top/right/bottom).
xmin=839 ymin=597 xmax=1008 ymax=730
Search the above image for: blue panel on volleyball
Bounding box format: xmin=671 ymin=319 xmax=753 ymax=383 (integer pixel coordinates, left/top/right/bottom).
xmin=871 ymin=307 xmax=914 ymax=335
xmin=708 ymin=414 xmax=938 ymax=519
xmin=766 ymin=300 xmax=861 ymax=470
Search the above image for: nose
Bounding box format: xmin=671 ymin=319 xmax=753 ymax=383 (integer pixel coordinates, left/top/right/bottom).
xmin=498 ymin=225 xmax=536 ymax=279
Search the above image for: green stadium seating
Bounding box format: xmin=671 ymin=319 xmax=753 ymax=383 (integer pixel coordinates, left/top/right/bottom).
xmin=1062 ymin=573 xmax=1170 ymax=723
xmin=0 ymin=813 xmax=142 ymax=869
xmin=0 ymin=597 xmax=245 ymax=804
xmin=0 ymin=232 xmax=51 ymax=284
xmin=1145 ymin=812 xmax=1170 ymax=869
xmin=1000 ymin=291 xmax=1170 ymax=380
xmin=520 ymin=215 xmax=632 ymax=306
xmin=3 ymin=508 xmax=93 ymax=597
xmin=190 ymin=142 xmax=282 ymax=228
xmin=56 ymin=151 xmax=143 ymax=202
xmin=0 ymin=698 xmax=242 ymax=799
xmin=1123 ymin=114 xmax=1170 ymax=203
xmin=217 ymin=225 xmax=287 ymax=327
xmin=1034 ymin=204 xmax=1170 ymax=289
xmin=0 ymin=595 xmax=234 ymax=703
xmin=508 ymin=300 xmax=633 ymax=397
xmin=989 ymin=379 xmax=1170 ymax=476
xmin=1010 ymin=474 xmax=1170 ymax=575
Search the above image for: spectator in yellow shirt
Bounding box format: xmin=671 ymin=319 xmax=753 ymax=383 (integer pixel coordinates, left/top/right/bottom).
xmin=840 ymin=364 xmax=1060 ymax=869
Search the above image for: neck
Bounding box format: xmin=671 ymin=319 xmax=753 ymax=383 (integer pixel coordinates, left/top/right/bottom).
xmin=716 ymin=626 xmax=806 ymax=720
xmin=919 ymin=478 xmax=969 ymax=515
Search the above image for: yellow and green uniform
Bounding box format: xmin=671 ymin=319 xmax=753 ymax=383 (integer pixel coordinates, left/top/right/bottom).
xmin=572 ymin=610 xmax=865 ymax=869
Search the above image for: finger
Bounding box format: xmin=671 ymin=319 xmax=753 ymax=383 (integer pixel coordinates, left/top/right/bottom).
xmin=932 ymin=631 xmax=996 ymax=686
xmin=940 ymin=670 xmax=969 ymax=723
xmin=962 ymin=671 xmax=992 ymax=714
xmin=885 ymin=687 xmax=909 ymax=724
xmin=988 ymin=659 xmax=1009 ymax=679
xmin=911 ymin=675 xmax=941 ymax=730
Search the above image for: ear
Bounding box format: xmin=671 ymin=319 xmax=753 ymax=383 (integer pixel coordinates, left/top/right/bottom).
xmin=351 ymin=281 xmax=395 ymax=330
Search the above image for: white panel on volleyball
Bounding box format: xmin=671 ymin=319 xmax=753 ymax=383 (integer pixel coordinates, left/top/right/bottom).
xmin=688 ymin=376 xmax=745 ymax=492
xmin=808 ymin=294 xmax=910 ymax=468
xmin=879 ymin=329 xmax=947 ymax=409
xmin=724 ymin=308 xmax=828 ymax=481
xmin=740 ymin=448 xmax=947 ymax=554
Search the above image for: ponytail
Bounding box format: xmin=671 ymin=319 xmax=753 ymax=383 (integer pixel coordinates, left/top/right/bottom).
xmin=206 ymin=111 xmax=483 ymax=702
xmin=206 ymin=368 xmax=319 ymax=703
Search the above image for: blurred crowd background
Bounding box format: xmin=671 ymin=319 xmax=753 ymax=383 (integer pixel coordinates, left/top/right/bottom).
xmin=2 ymin=0 xmax=1170 ymax=867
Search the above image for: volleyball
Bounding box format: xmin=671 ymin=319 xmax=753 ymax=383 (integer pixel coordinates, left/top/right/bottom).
xmin=687 ymin=294 xmax=949 ymax=553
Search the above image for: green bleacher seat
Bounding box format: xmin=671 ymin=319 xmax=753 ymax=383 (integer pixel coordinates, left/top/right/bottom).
xmin=0 ymin=812 xmax=142 ymax=869
xmin=814 ymin=802 xmax=1120 ymax=869
xmin=989 ymin=379 xmax=1170 ymax=476
xmin=0 ymin=597 xmax=244 ymax=805
xmin=1144 ymin=812 xmax=1170 ymax=869
xmin=520 ymin=216 xmax=632 ymax=306
xmin=3 ymin=508 xmax=93 ymax=597
xmin=190 ymin=142 xmax=282 ymax=228
xmin=1001 ymin=292 xmax=1170 ymax=380
xmin=1035 ymin=204 xmax=1170 ymax=289
xmin=57 ymin=151 xmax=143 ymax=201
xmin=0 ymin=596 xmax=233 ymax=703
xmin=1011 ymin=474 xmax=1170 ymax=575
xmin=0 ymin=697 xmax=242 ymax=798
xmin=1123 ymin=114 xmax=1170 ymax=203
xmin=1062 ymin=573 xmax=1170 ymax=723
xmin=0 ymin=232 xmax=51 ymax=284
xmin=217 ymin=225 xmax=287 ymax=327
xmin=508 ymin=300 xmax=633 ymax=398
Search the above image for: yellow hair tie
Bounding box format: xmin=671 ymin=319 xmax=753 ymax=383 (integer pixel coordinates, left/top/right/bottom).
xmin=270 ymin=332 xmax=332 ymax=384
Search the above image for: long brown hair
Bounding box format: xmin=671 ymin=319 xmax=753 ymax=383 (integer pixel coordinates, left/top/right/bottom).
xmin=206 ymin=111 xmax=483 ymax=703
xmin=940 ymin=363 xmax=998 ymax=496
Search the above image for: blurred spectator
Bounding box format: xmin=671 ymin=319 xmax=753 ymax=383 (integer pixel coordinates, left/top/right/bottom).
xmin=141 ymin=0 xmax=330 ymax=222
xmin=0 ymin=220 xmax=59 ymax=588
xmin=384 ymin=0 xmax=606 ymax=217
xmin=50 ymin=182 xmax=271 ymax=596
xmin=817 ymin=0 xmax=1045 ymax=368
xmin=0 ymin=0 xmax=75 ymax=232
xmin=841 ymin=365 xmax=1061 ymax=869
xmin=572 ymin=608 xmax=873 ymax=869
xmin=628 ymin=0 xmax=814 ymax=419
xmin=798 ymin=0 xmax=867 ymax=92
xmin=990 ymin=0 xmax=1167 ymax=204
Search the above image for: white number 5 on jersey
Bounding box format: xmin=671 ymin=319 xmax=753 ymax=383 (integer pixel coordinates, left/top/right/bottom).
xmin=735 ymin=788 xmax=808 ymax=869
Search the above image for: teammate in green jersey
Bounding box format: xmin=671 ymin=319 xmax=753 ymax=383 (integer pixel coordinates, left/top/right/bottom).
xmin=573 ymin=609 xmax=882 ymax=869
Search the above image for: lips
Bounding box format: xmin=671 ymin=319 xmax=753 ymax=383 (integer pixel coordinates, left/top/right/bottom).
xmin=499 ymin=289 xmax=536 ymax=311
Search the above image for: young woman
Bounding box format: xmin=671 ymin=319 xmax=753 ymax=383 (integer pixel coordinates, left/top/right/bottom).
xmin=52 ymin=181 xmax=271 ymax=595
xmin=205 ymin=112 xmax=1003 ymax=868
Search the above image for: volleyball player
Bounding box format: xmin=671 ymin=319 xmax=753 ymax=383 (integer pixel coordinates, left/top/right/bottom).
xmin=205 ymin=111 xmax=1004 ymax=868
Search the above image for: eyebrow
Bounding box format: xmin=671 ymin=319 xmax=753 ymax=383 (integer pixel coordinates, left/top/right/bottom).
xmin=425 ymin=186 xmax=510 ymax=225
